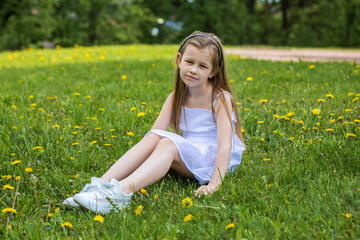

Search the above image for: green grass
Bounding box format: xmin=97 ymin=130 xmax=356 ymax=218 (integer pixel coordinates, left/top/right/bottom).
xmin=0 ymin=45 xmax=359 ymax=239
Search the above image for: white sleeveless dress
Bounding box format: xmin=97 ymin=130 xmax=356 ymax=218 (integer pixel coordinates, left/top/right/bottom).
xmin=149 ymin=92 xmax=245 ymax=184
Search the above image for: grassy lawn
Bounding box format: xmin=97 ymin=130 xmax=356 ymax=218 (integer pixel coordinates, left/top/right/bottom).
xmin=0 ymin=45 xmax=359 ymax=239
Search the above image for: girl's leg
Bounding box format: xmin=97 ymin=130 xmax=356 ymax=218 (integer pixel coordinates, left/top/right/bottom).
xmin=101 ymin=133 xmax=162 ymax=182
xmin=120 ymin=137 xmax=194 ymax=195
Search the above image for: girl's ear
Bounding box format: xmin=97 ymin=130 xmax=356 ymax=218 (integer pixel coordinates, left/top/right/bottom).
xmin=176 ymin=52 xmax=182 ymax=66
xmin=209 ymin=68 xmax=217 ymax=78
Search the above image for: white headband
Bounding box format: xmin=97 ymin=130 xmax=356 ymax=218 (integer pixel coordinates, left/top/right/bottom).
xmin=180 ymin=34 xmax=222 ymax=60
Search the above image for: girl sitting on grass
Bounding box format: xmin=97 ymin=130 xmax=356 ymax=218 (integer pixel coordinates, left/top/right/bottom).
xmin=63 ymin=31 xmax=246 ymax=214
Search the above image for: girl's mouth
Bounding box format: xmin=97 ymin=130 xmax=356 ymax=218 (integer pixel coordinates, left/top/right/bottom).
xmin=186 ymin=75 xmax=197 ymax=80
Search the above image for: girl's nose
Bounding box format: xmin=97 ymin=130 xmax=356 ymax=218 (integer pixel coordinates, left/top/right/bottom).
xmin=189 ymin=66 xmax=197 ymax=75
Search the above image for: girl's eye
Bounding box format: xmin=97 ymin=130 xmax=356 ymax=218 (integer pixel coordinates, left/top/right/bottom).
xmin=200 ymin=65 xmax=207 ymax=69
xmin=186 ymin=60 xmax=192 ymax=64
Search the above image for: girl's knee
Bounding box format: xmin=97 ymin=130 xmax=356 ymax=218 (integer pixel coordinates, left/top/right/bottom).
xmin=157 ymin=138 xmax=178 ymax=155
xmin=143 ymin=132 xmax=162 ymax=142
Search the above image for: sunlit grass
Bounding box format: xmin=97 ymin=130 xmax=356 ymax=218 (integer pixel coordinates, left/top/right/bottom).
xmin=0 ymin=45 xmax=359 ymax=239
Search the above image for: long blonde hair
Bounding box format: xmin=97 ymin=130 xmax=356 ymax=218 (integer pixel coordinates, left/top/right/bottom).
xmin=171 ymin=31 xmax=245 ymax=145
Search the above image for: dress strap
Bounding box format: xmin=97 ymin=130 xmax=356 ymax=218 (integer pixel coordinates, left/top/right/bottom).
xmin=212 ymin=91 xmax=232 ymax=108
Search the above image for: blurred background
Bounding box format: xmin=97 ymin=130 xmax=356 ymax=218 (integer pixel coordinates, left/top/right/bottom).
xmin=1 ymin=0 xmax=360 ymax=51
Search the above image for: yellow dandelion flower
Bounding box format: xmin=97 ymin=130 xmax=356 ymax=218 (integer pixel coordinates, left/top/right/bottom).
xmin=258 ymin=121 xmax=264 ymax=124
xmin=312 ymin=109 xmax=320 ymax=115
xmin=73 ymin=92 xmax=80 ymax=96
xmin=330 ymin=119 xmax=336 ymax=124
xmin=286 ymin=112 xmax=294 ymax=117
xmin=184 ymin=214 xmax=193 ymax=222
xmin=127 ymin=132 xmax=135 ymax=137
xmin=61 ymin=222 xmax=73 ymax=228
xmin=225 ymin=223 xmax=235 ymax=230
xmin=260 ymin=138 xmax=264 ymax=142
xmin=72 ymin=142 xmax=79 ymax=146
xmin=263 ymin=158 xmax=271 ymax=162
xmin=104 ymin=143 xmax=111 ymax=146
xmin=141 ymin=102 xmax=146 ymax=105
xmin=326 ymin=94 xmax=334 ymax=98
xmin=346 ymin=133 xmax=356 ymax=138
xmin=90 ymin=140 xmax=97 ymax=146
xmin=15 ymin=176 xmax=21 ymax=181
xmin=246 ymin=77 xmax=253 ymax=81
xmin=342 ymin=213 xmax=351 ymax=218
xmin=3 ymin=184 xmax=14 ymax=190
xmin=11 ymin=160 xmax=22 ymax=165
xmin=140 ymin=188 xmax=149 ymax=196
xmin=98 ymin=108 xmax=105 ymax=111
xmin=94 ymin=214 xmax=104 ymax=222
xmin=345 ymin=109 xmax=351 ymax=112
xmin=110 ymin=129 xmax=116 ymax=132
xmin=338 ymin=116 xmax=344 ymax=120
xmin=2 ymin=208 xmax=17 ymax=214
xmin=259 ymin=99 xmax=268 ymax=104
xmin=317 ymin=99 xmax=325 ymax=103
xmin=274 ymin=114 xmax=280 ymax=119
xmin=46 ymin=213 xmax=53 ymax=217
xmin=137 ymin=112 xmax=145 ymax=117
xmin=55 ymin=207 xmax=60 ymax=212
xmin=154 ymin=193 xmax=158 ymax=198
xmin=2 ymin=175 xmax=11 ymax=180
xmin=326 ymin=129 xmax=333 ymax=132
xmin=182 ymin=197 xmax=193 ymax=208
xmin=95 ymin=127 xmax=101 ymax=130
xmin=11 ymin=104 xmax=17 ymax=109
xmin=121 ymin=75 xmax=127 ymax=80
xmin=309 ymin=64 xmax=315 ymax=69
xmin=86 ymin=95 xmax=92 ymax=99
xmin=130 ymin=107 xmax=136 ymax=111
xmin=135 ymin=205 xmax=143 ymax=216
xmin=25 ymin=168 xmax=33 ymax=173
xmin=352 ymin=97 xmax=358 ymax=102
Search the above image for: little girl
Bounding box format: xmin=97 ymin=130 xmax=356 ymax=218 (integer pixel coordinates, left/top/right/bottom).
xmin=63 ymin=31 xmax=246 ymax=214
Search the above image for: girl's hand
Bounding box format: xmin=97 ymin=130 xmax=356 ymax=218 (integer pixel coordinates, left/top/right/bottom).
xmin=194 ymin=184 xmax=218 ymax=197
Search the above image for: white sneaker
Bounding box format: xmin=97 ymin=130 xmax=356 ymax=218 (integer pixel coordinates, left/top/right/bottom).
xmin=73 ymin=178 xmax=133 ymax=214
xmin=62 ymin=177 xmax=104 ymax=207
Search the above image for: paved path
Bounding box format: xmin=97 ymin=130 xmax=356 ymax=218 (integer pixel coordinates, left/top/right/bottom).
xmin=225 ymin=48 xmax=360 ymax=63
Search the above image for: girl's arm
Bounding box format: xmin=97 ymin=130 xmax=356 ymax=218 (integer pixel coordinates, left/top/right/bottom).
xmin=195 ymin=93 xmax=233 ymax=197
xmin=150 ymin=92 xmax=174 ymax=131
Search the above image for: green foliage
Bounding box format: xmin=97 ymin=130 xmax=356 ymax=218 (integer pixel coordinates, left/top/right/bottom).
xmin=0 ymin=0 xmax=56 ymax=49
xmin=0 ymin=0 xmax=155 ymax=50
xmin=0 ymin=45 xmax=359 ymax=238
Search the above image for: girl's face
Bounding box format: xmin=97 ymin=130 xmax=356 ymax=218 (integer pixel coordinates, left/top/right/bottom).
xmin=177 ymin=44 xmax=215 ymax=90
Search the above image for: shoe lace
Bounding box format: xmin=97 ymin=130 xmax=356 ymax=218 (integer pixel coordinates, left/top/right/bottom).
xmin=81 ymin=183 xmax=99 ymax=193
xmin=96 ymin=182 xmax=117 ymax=197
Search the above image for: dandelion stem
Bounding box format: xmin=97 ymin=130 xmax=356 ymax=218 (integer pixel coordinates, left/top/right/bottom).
xmin=12 ymin=184 xmax=19 ymax=209
xmin=193 ymin=204 xmax=220 ymax=209
xmin=33 ymin=181 xmax=41 ymax=222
